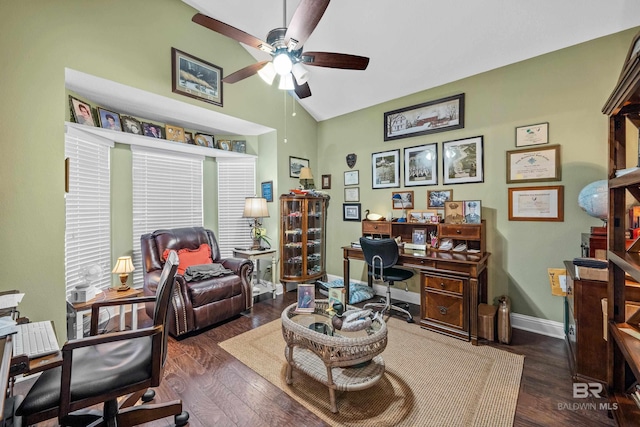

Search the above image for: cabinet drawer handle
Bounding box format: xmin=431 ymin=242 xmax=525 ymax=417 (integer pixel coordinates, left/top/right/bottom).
xmin=456 ymin=229 xmax=461 ymax=234
xmin=440 ymin=282 xmax=445 ymax=288
xmin=373 ymin=225 xmax=378 ymax=229
xmin=438 ymin=306 xmax=448 ymax=315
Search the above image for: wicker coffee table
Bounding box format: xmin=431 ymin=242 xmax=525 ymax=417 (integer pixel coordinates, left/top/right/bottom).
xmin=281 ymin=299 xmax=388 ymax=413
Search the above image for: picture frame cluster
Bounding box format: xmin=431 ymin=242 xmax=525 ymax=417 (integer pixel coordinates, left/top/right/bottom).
xmin=68 ymin=95 xmax=246 ymax=153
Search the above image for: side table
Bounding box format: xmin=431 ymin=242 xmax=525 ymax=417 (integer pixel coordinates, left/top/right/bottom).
xmin=66 ymin=287 xmax=143 ymax=339
xmin=233 ymin=248 xmax=278 ymax=299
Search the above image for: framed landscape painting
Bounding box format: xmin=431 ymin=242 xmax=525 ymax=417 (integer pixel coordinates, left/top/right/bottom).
xmin=171 ymin=47 xmax=223 ymax=107
xmin=442 ymin=136 xmax=484 ymax=185
xmin=372 ymin=149 xmax=400 ymax=189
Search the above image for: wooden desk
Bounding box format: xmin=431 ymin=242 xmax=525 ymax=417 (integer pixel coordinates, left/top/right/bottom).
xmin=343 ymin=246 xmax=489 ymax=345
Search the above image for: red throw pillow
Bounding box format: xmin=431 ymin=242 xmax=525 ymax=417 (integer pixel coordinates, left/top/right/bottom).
xmin=163 ymin=244 xmax=212 ymax=275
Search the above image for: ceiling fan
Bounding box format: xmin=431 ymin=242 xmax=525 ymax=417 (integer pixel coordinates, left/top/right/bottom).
xmin=192 ymin=0 xmax=369 ymax=99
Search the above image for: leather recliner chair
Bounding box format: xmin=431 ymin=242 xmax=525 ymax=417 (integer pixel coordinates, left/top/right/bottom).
xmin=141 ymin=227 xmax=254 ymax=337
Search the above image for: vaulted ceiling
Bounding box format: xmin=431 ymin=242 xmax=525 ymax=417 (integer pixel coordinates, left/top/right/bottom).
xmin=183 ymin=0 xmax=640 ymax=121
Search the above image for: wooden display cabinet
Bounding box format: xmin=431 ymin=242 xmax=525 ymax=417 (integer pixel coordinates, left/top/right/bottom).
xmin=603 ymin=29 xmax=640 ymax=425
xmin=280 ymin=194 xmax=329 ymax=285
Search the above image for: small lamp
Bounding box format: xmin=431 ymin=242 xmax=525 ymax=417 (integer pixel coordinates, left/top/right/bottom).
xmin=393 ymin=193 xmax=407 ymax=222
xmin=242 ymin=197 xmax=270 ymax=250
xmin=299 ymin=167 xmax=315 ymax=190
xmin=112 ymin=256 xmax=135 ymax=292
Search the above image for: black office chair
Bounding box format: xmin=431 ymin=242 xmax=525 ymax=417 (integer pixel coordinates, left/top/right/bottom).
xmin=359 ymin=237 xmax=415 ymax=323
xmin=16 ymin=250 xmax=189 ymax=426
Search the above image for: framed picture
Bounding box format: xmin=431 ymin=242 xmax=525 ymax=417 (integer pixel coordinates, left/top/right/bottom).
xmin=321 ymin=174 xmax=331 ymax=189
xmin=464 ymin=200 xmax=482 ymax=224
xmin=392 ymin=191 xmax=414 ymax=209
xmin=442 ymin=136 xmax=484 ymax=185
xmin=289 ymin=156 xmax=309 ymax=178
xmin=412 ymin=229 xmax=426 ymax=245
xmin=193 ymin=133 xmax=213 ymax=148
xmin=121 ymin=116 xmax=143 ymax=135
xmin=444 ymin=201 xmax=465 ymax=224
xmin=296 ymin=284 xmax=315 ymax=313
xmin=217 ymin=139 xmax=231 ymax=150
xmin=344 ymin=170 xmax=359 ymax=186
xmin=516 ymin=122 xmax=549 ymax=147
xmin=404 ymin=143 xmax=438 ymax=187
xmin=232 ymin=140 xmax=246 ymax=153
xmin=261 ymin=181 xmax=273 ymax=202
xmin=142 ymin=122 xmax=164 ymax=139
xmin=407 ymin=210 xmax=438 ymax=224
xmin=69 ymin=96 xmax=96 ymax=127
xmin=343 ymin=203 xmax=361 ymax=221
xmin=372 ymin=149 xmax=400 ymax=189
xmin=344 ymin=187 xmax=360 ymax=202
xmin=508 ymin=185 xmax=564 ymax=222
xmin=384 ymin=93 xmax=464 ymax=141
xmin=506 ymin=144 xmax=561 ymax=183
xmin=427 ymin=190 xmax=453 ymax=208
xmin=184 ymin=132 xmax=195 ymax=145
xmin=165 ymin=124 xmax=185 ymax=142
xmin=97 ymin=107 xmax=122 ymax=131
xmin=171 ymin=47 xmax=223 ymax=107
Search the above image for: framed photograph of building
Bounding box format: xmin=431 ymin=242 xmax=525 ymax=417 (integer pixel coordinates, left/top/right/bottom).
xmin=442 ymin=136 xmax=484 ymax=185
xmin=384 ymin=93 xmax=464 ymax=141
xmin=404 ymin=143 xmax=438 ymax=186
xmin=372 ymin=149 xmax=400 ymax=189
xmin=171 ymin=47 xmax=223 ymax=107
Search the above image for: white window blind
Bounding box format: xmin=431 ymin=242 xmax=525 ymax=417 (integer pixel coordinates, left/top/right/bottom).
xmin=131 ymin=146 xmax=204 ymax=287
xmin=65 ymin=130 xmax=114 ymax=297
xmin=217 ymin=158 xmax=256 ymax=258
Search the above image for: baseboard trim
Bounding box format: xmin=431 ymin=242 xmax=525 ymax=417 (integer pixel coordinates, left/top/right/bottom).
xmin=327 ymin=274 xmax=565 ymax=339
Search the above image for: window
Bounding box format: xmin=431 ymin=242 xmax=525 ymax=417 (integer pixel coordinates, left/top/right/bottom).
xmin=217 ymin=158 xmax=257 ymax=258
xmin=131 ymin=146 xmax=204 ymax=287
xmin=65 ymin=129 xmax=113 ymax=297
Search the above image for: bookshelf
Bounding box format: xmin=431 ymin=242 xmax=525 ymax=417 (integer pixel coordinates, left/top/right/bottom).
xmin=603 ymin=29 xmax=640 ymax=425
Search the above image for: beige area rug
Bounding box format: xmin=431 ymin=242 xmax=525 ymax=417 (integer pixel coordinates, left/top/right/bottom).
xmin=220 ymin=317 xmax=524 ymax=427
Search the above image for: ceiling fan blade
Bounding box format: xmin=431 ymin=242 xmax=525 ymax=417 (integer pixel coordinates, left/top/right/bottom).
xmin=284 ymin=0 xmax=330 ymax=50
xmin=192 ymin=13 xmax=273 ymax=53
xmin=301 ymin=51 xmax=369 ymax=70
xmin=222 ymin=61 xmax=270 ymax=84
xmin=294 ymin=79 xmax=312 ymax=99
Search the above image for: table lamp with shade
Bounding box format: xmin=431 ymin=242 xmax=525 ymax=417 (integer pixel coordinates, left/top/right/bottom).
xmin=392 ymin=193 xmax=407 ymax=222
xmin=299 ymin=167 xmax=315 ymax=190
xmin=242 ymin=196 xmax=270 ymax=250
xmin=112 ymin=256 xmax=135 ymax=292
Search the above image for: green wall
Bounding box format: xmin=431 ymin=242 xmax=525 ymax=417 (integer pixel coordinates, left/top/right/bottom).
xmin=318 ymin=28 xmax=638 ymax=322
xmin=0 ymin=0 xmax=317 ymax=338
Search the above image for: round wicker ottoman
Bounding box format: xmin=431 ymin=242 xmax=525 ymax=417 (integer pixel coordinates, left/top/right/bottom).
xmin=281 ymin=299 xmax=388 ymax=413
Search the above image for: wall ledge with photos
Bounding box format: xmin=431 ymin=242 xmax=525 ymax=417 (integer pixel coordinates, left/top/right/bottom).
xmin=65 ymin=68 xmax=274 ymax=156
xmin=66 ymin=122 xmax=256 ymax=159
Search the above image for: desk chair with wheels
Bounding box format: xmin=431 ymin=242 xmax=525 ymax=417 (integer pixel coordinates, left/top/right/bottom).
xmin=360 ymin=237 xmax=415 ymax=323
xmin=16 ymin=250 xmax=189 ymax=426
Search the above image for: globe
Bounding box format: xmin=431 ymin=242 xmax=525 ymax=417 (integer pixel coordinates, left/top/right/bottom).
xmin=578 ymin=180 xmax=608 ymax=220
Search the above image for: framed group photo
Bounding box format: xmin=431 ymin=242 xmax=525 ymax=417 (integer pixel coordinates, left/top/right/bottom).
xmin=171 ymin=47 xmax=223 ymax=107
xmin=427 ymin=190 xmax=453 ymax=209
xmin=443 ymin=136 xmax=484 ymax=185
xmin=384 ymin=93 xmax=465 ymax=141
xmin=404 ymin=143 xmax=438 ymax=187
xmin=372 ymin=149 xmax=400 ymax=189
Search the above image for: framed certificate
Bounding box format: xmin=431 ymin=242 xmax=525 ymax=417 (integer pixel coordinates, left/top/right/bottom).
xmin=515 ymin=122 xmax=549 ymax=147
xmin=508 ymin=185 xmax=564 ymax=221
xmin=507 ymin=145 xmax=560 ymax=183
xmin=344 ymin=170 xmax=359 ymax=186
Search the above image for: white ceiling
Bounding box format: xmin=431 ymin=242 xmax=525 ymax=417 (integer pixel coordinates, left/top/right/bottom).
xmin=183 ymin=0 xmax=640 ymax=122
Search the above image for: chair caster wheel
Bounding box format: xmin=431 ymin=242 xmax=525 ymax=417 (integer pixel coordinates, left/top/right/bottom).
xmin=175 ymin=411 xmax=189 ymax=426
xmin=406 ymin=317 xmax=415 ymax=323
xmin=142 ymin=389 xmax=155 ymax=402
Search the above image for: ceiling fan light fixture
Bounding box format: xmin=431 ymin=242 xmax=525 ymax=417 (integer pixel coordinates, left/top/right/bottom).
xmin=258 ymin=62 xmax=276 ymax=85
xmin=292 ymin=63 xmax=309 ymax=84
xmin=273 ymin=53 xmax=293 ymax=76
xmin=278 ymin=73 xmax=295 ymax=91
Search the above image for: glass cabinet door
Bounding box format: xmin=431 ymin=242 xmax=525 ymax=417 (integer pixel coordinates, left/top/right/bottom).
xmin=282 ymin=198 xmax=303 ymax=278
xmin=306 ymin=198 xmax=324 ymax=277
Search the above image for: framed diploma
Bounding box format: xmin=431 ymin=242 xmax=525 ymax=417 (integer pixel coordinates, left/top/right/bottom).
xmin=515 ymin=122 xmax=549 ymax=147
xmin=506 ymin=145 xmax=561 ymax=183
xmin=508 ymin=185 xmax=564 ymax=221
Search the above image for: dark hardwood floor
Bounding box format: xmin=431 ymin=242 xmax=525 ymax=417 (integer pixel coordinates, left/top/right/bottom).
xmin=15 ymin=291 xmax=616 ymax=426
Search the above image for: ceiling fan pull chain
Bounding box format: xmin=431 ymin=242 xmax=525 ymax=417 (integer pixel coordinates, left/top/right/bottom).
xmin=283 ymin=90 xmax=288 ymax=143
